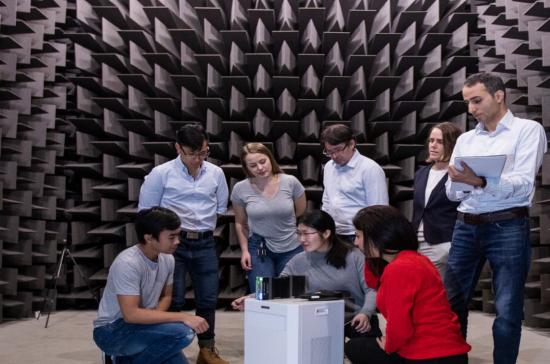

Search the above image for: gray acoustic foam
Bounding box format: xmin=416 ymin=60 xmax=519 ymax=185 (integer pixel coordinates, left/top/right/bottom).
xmin=0 ymin=0 xmax=74 ymax=321
xmin=0 ymin=0 xmax=547 ymax=328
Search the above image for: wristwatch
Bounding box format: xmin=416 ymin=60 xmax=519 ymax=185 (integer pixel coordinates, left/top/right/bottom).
xmin=479 ymin=176 xmax=487 ymax=188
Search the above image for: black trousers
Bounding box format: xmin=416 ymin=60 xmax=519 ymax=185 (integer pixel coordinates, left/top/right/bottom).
xmin=345 ymin=336 xmax=468 ymax=364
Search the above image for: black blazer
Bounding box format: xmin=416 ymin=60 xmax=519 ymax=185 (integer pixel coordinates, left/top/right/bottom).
xmin=411 ymin=165 xmax=460 ymax=245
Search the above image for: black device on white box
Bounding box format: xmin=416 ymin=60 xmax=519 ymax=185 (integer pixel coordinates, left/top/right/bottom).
xmin=255 ymin=275 xmax=307 ymax=300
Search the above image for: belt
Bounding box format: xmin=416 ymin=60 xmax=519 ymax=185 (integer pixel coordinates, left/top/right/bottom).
xmin=180 ymin=230 xmax=213 ymax=240
xmin=457 ymin=207 xmax=528 ymax=225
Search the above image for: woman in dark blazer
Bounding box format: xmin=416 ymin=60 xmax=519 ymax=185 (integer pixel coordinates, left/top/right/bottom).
xmin=412 ymin=122 xmax=462 ymax=277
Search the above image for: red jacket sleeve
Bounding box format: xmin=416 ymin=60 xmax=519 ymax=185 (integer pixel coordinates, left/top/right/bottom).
xmin=379 ymin=264 xmax=418 ymax=353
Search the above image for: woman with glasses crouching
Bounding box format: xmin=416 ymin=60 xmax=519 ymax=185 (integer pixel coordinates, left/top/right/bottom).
xmin=232 ymin=210 xmax=379 ymax=340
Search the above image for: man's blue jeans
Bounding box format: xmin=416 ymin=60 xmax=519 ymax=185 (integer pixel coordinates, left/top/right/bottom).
xmin=247 ymin=233 xmax=303 ymax=292
xmin=444 ymin=217 xmax=530 ymax=364
xmin=93 ymin=319 xmax=194 ymax=363
xmin=172 ymin=235 xmax=218 ymax=341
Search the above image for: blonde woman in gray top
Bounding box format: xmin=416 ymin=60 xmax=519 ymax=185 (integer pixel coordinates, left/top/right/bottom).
xmin=231 ymin=143 xmax=307 ymax=292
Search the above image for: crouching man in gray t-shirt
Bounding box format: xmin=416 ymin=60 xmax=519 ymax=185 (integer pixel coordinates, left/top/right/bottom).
xmin=93 ymin=207 xmax=208 ymax=363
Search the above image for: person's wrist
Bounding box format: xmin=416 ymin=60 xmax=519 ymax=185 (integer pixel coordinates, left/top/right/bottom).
xmin=478 ymin=176 xmax=487 ymax=188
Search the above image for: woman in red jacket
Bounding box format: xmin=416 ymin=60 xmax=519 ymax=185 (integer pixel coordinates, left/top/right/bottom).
xmin=347 ymin=205 xmax=470 ymax=364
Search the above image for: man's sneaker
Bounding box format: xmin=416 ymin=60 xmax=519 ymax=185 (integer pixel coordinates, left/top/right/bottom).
xmin=196 ymin=346 xmax=229 ymax=364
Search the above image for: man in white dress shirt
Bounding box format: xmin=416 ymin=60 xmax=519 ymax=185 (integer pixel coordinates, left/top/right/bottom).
xmin=320 ymin=124 xmax=389 ymax=244
xmin=444 ymin=72 xmax=547 ymax=364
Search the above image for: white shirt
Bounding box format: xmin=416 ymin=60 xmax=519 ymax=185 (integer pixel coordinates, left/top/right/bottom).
xmin=445 ymin=110 xmax=547 ymax=214
xmin=322 ymin=150 xmax=389 ymax=235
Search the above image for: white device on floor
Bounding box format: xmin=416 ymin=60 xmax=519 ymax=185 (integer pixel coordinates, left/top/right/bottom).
xmin=244 ymin=298 xmax=345 ymax=364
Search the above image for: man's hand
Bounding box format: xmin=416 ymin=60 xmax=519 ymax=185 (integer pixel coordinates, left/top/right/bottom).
xmin=241 ymin=251 xmax=252 ymax=271
xmin=351 ymin=313 xmax=371 ymax=333
xmin=448 ymin=161 xmax=484 ymax=187
xmin=181 ymin=314 xmax=209 ymax=334
xmin=231 ymin=296 xmax=247 ymax=311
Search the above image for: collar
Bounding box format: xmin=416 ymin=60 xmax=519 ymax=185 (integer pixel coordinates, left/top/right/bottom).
xmin=307 ymin=251 xmax=327 ymax=263
xmin=474 ymin=110 xmax=513 ymax=135
xmin=176 ymin=157 xmax=206 ymax=177
xmin=336 ymin=149 xmax=361 ymax=169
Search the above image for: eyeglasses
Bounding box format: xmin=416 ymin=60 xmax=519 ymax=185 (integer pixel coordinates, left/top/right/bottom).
xmin=296 ymin=230 xmax=318 ymax=237
xmin=322 ymin=143 xmax=349 ymax=157
xmin=180 ymin=148 xmax=210 ymax=159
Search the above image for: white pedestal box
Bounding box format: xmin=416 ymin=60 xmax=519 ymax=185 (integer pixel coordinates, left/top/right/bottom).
xmin=244 ymin=298 xmax=345 ymax=364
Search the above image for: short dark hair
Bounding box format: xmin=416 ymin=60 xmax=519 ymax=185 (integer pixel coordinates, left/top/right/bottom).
xmin=353 ymin=205 xmax=418 ymax=267
xmin=425 ymin=122 xmax=462 ymax=163
xmin=298 ymin=210 xmax=352 ymax=269
xmin=464 ymin=72 xmax=506 ymax=101
xmin=320 ymin=124 xmax=355 ymax=146
xmin=135 ymin=207 xmax=181 ymax=243
xmin=176 ymin=123 xmax=208 ymax=151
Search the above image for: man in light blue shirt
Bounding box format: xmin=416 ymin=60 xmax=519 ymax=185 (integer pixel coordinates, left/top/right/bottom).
xmin=444 ymin=72 xmax=547 ymax=364
xmin=138 ymin=124 xmax=229 ymax=364
xmin=321 ymin=124 xmax=389 ymax=244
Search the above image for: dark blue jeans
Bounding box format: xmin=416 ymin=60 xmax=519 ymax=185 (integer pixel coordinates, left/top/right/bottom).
xmin=172 ymin=235 xmax=218 ymax=341
xmin=93 ymin=319 xmax=194 ymax=363
xmin=247 ymin=233 xmax=303 ymax=292
xmin=444 ymin=217 xmax=530 ymax=364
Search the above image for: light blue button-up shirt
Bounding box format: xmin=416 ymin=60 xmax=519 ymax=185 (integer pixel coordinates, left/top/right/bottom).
xmin=445 ymin=111 xmax=547 ymax=214
xmin=322 ymin=150 xmax=389 ymax=235
xmin=138 ymin=157 xmax=229 ymax=231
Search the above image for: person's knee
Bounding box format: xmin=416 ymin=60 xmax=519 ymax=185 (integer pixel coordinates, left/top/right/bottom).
xmin=169 ymin=323 xmax=196 ymax=346
xmin=195 ymin=287 xmax=219 ymax=308
xmin=493 ymin=289 xmax=524 ymax=321
xmin=194 ymin=289 xmax=218 ymax=308
xmin=493 ymin=303 xmax=523 ymax=334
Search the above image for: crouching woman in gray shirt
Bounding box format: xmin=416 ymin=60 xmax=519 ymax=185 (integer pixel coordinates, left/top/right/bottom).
xmin=232 ymin=210 xmax=379 ymax=338
xmin=231 ymin=143 xmax=307 ymax=292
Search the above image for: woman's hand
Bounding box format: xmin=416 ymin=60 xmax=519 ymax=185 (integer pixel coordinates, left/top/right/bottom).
xmin=351 ymin=313 xmax=371 ymax=333
xmin=241 ymin=251 xmax=252 ymax=271
xmin=231 ymin=296 xmax=247 ymax=311
xmin=376 ymin=336 xmax=386 ymax=351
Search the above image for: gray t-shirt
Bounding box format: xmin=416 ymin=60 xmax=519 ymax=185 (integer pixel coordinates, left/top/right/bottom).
xmin=93 ymin=245 xmax=175 ymax=328
xmin=231 ymin=173 xmax=305 ymax=253
xmin=280 ymin=249 xmax=376 ymax=317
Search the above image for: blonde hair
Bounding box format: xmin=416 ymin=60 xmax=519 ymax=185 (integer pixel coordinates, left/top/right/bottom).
xmin=241 ymin=143 xmax=283 ymax=178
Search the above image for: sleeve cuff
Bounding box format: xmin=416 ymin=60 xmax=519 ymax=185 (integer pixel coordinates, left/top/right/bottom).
xmin=481 ymin=177 xmax=499 ymax=195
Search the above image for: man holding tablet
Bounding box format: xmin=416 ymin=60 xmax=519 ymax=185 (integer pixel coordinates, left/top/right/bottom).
xmin=444 ymin=72 xmax=547 ymax=364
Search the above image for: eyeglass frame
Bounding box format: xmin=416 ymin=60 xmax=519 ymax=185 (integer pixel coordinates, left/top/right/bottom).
xmin=296 ymin=230 xmax=319 ymax=237
xmin=179 ymin=147 xmax=210 ymax=159
xmin=322 ymin=142 xmax=351 ymax=157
